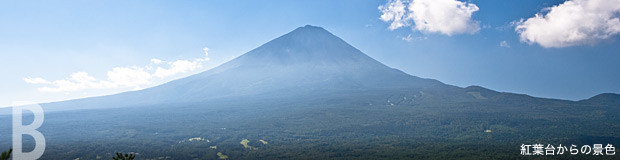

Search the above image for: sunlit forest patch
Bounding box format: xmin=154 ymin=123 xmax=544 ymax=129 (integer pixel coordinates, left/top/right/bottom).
xmin=217 ymin=152 xmax=228 ymax=159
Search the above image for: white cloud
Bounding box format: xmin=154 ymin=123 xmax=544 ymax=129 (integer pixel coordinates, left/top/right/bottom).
xmin=402 ymin=34 xmax=414 ymax=42
xmin=107 ymin=67 xmax=152 ymax=87
xmin=379 ymin=0 xmax=409 ymax=30
xmin=500 ymin=41 xmax=511 ymax=48
xmin=203 ymin=47 xmax=209 ymax=57
xmin=401 ymin=34 xmax=427 ymax=42
xmin=24 ymin=77 xmax=50 ymax=84
xmin=37 ymin=72 xmax=105 ymax=92
xmin=379 ymin=0 xmax=481 ymax=35
xmin=515 ymin=0 xmax=620 ymax=48
xmin=153 ymin=60 xmax=201 ymax=78
xmin=150 ymin=59 xmax=163 ymax=64
xmin=25 ymin=48 xmax=211 ymax=92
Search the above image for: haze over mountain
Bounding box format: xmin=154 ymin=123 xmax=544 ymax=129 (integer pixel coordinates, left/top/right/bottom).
xmin=1 ymin=25 xmax=619 ymax=159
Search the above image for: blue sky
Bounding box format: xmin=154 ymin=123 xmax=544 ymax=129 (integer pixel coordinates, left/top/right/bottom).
xmin=1 ymin=0 xmax=619 ymax=107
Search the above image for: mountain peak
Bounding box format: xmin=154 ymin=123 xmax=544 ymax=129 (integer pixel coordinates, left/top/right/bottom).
xmin=299 ymin=24 xmax=326 ymax=30
xmin=303 ymin=24 xmax=319 ymax=28
xmin=235 ymin=25 xmax=380 ymax=67
xmin=289 ymin=25 xmax=331 ymax=35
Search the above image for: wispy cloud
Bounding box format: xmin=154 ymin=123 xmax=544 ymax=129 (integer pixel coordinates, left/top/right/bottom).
xmin=23 ymin=77 xmax=51 ymax=84
xmin=499 ymin=41 xmax=511 ymax=48
xmin=379 ymin=0 xmax=481 ymax=35
xmin=150 ymin=58 xmax=163 ymax=64
xmin=152 ymin=59 xmax=202 ymax=78
xmin=24 ymin=48 xmax=211 ymax=92
xmin=515 ymin=0 xmax=620 ymax=48
xmin=401 ymin=34 xmax=427 ymax=42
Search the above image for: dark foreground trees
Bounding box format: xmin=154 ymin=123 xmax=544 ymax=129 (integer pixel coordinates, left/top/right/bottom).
xmin=113 ymin=152 xmax=135 ymax=160
xmin=0 ymin=148 xmax=11 ymax=160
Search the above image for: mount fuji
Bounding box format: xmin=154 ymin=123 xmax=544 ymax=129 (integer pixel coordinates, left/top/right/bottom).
xmin=29 ymin=25 xmax=449 ymax=113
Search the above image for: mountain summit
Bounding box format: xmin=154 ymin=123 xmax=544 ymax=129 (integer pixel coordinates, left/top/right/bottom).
xmin=236 ymin=25 xmax=381 ymax=66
